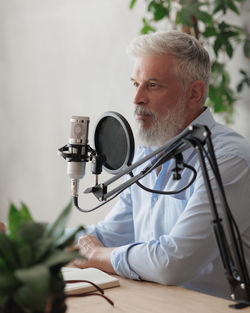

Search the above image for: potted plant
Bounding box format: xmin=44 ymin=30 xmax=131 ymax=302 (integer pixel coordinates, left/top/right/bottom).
xmin=0 ymin=201 xmax=84 ymax=313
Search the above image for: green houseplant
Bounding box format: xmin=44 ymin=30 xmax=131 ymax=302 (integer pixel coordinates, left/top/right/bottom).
xmin=129 ymin=0 xmax=250 ymax=122
xmin=0 ymin=202 xmax=84 ymax=313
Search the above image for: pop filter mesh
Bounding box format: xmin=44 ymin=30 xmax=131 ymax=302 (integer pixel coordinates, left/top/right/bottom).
xmin=94 ymin=112 xmax=134 ymax=174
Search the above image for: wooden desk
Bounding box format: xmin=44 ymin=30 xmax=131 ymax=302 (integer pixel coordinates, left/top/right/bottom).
xmin=66 ymin=275 xmax=250 ymax=313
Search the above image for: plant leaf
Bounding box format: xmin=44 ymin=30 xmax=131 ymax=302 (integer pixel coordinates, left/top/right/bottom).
xmin=44 ymin=249 xmax=83 ymax=268
xmin=195 ymin=10 xmax=213 ymax=26
xmin=213 ymin=37 xmax=223 ymax=56
xmin=148 ymin=1 xmax=168 ymax=21
xmin=0 ymin=232 xmax=18 ymax=269
xmin=16 ymin=243 xmax=32 ymax=268
xmin=17 ymin=222 xmax=47 ymax=245
xmin=14 ymin=285 xmax=48 ymax=312
xmin=212 ymin=0 xmax=239 ymax=14
xmin=227 ymin=0 xmax=240 ymax=14
xmin=225 ymin=40 xmax=233 ymax=58
xmin=34 ymin=237 xmax=54 ymax=263
xmin=237 ymin=69 xmax=250 ymax=92
xmin=129 ymin=0 xmax=137 ymax=9
xmin=243 ymin=38 xmax=250 ymax=58
xmin=13 ymin=222 xmax=48 ymax=267
xmin=0 ymin=273 xmax=20 ymax=297
xmin=213 ymin=1 xmax=224 ymax=14
xmin=0 ymin=257 xmax=10 ymax=273
xmin=15 ymin=264 xmax=49 ymax=288
xmin=140 ymin=17 xmax=156 ymax=34
xmin=203 ymin=26 xmax=217 ymax=38
xmin=55 ymin=226 xmax=85 ymax=248
xmin=14 ymin=264 xmax=49 ymax=311
xmin=176 ymin=8 xmax=192 ymax=26
xmin=45 ymin=200 xmax=72 ymax=241
xmin=8 ymin=203 xmax=33 ymax=239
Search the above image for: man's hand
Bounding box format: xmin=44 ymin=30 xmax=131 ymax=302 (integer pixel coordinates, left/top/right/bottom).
xmin=0 ymin=222 xmax=5 ymax=233
xmin=73 ymin=235 xmax=116 ymax=274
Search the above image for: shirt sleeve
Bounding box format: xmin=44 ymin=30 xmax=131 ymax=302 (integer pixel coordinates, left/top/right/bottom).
xmin=84 ymin=184 xmax=135 ymax=247
xmin=111 ymin=155 xmax=250 ymax=285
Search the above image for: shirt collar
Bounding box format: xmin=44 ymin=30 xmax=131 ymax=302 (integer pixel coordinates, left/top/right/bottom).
xmin=189 ymin=107 xmax=216 ymax=130
xmin=178 ymin=107 xmax=216 ymax=161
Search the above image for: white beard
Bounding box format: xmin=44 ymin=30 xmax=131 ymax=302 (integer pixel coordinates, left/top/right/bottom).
xmin=135 ymin=97 xmax=187 ymax=147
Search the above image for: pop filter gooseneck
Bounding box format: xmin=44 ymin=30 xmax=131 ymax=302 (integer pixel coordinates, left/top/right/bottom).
xmin=94 ymin=111 xmax=135 ymax=174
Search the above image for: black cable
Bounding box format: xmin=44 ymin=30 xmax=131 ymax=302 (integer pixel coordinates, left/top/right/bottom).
xmin=73 ymin=181 xmax=132 ymax=213
xmin=129 ymin=163 xmax=197 ymax=195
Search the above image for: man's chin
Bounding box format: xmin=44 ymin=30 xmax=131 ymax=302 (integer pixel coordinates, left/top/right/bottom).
xmin=136 ymin=120 xmax=153 ymax=131
xmin=137 ymin=130 xmax=158 ymax=147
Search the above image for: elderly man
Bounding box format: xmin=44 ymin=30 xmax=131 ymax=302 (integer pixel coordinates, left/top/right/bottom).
xmin=74 ymin=31 xmax=250 ymax=299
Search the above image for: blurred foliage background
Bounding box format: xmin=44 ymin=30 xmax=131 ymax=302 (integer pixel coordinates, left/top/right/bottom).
xmin=129 ymin=0 xmax=250 ymax=122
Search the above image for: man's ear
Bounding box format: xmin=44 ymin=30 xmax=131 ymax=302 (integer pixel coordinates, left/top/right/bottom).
xmin=187 ymin=80 xmax=206 ymax=107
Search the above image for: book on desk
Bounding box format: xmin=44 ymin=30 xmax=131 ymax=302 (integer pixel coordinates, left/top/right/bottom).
xmin=62 ymin=267 xmax=120 ymax=295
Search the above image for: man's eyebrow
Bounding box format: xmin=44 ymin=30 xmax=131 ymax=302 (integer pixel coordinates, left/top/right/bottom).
xmin=148 ymin=78 xmax=161 ymax=82
xmin=130 ymin=78 xmax=161 ymax=82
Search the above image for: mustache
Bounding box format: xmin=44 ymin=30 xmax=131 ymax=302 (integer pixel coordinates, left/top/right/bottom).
xmin=134 ymin=106 xmax=158 ymax=119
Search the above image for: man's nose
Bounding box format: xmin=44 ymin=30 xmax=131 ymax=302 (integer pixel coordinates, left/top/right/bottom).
xmin=133 ymin=85 xmax=148 ymax=105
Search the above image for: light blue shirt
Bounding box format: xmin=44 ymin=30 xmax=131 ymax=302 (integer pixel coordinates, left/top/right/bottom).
xmin=86 ymin=108 xmax=250 ymax=299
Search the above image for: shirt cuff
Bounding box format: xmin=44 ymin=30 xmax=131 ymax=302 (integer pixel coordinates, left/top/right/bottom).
xmin=111 ymin=243 xmax=142 ymax=280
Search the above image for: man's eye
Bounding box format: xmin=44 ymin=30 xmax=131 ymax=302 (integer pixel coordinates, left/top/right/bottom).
xmin=149 ymin=83 xmax=158 ymax=88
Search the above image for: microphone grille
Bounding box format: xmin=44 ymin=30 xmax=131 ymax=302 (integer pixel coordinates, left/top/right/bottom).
xmin=69 ymin=116 xmax=89 ymax=145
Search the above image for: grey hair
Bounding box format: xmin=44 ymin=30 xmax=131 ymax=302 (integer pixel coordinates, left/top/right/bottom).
xmin=127 ymin=30 xmax=211 ymax=103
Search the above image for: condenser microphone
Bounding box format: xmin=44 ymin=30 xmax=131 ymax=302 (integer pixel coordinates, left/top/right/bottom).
xmin=66 ymin=116 xmax=90 ymax=197
xmin=58 ymin=111 xmax=135 ymax=212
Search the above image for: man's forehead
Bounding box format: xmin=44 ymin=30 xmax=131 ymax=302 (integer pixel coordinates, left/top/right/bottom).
xmin=131 ymin=54 xmax=177 ymax=80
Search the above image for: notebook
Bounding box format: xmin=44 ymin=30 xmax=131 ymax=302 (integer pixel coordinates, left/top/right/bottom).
xmin=62 ymin=267 xmax=120 ymax=295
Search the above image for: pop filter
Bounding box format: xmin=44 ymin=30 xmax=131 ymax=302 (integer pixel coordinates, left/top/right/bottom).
xmin=94 ymin=111 xmax=135 ymax=174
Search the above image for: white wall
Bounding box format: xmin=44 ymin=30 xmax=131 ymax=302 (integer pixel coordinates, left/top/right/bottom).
xmin=0 ymin=0 xmax=249 ymax=228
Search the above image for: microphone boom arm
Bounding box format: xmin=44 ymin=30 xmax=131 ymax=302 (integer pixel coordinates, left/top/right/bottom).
xmin=83 ymin=124 xmax=250 ymax=308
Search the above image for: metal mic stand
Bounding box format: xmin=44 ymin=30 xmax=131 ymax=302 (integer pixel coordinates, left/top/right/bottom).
xmin=192 ymin=129 xmax=250 ymax=308
xmin=86 ymin=124 xmax=250 ymax=308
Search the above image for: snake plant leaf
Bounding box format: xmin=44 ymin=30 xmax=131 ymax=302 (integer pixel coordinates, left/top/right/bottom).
xmin=0 ymin=257 xmax=9 ymax=273
xmin=16 ymin=242 xmax=32 ymax=268
xmin=45 ymin=200 xmax=72 ymax=240
xmin=44 ymin=249 xmax=83 ymax=268
xmin=16 ymin=222 xmax=48 ymax=259
xmin=1 ymin=201 xmax=84 ymax=313
xmin=0 ymin=273 xmax=20 ymax=297
xmin=14 ymin=285 xmax=48 ymax=312
xmin=17 ymin=222 xmax=46 ymax=244
xmin=15 ymin=264 xmax=49 ymax=289
xmin=8 ymin=203 xmax=33 ymax=239
xmin=14 ymin=264 xmax=49 ymax=311
xmin=55 ymin=225 xmax=85 ymax=248
xmin=34 ymin=237 xmax=54 ymax=263
xmin=14 ymin=222 xmax=48 ymax=267
xmin=0 ymin=232 xmax=18 ymax=269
